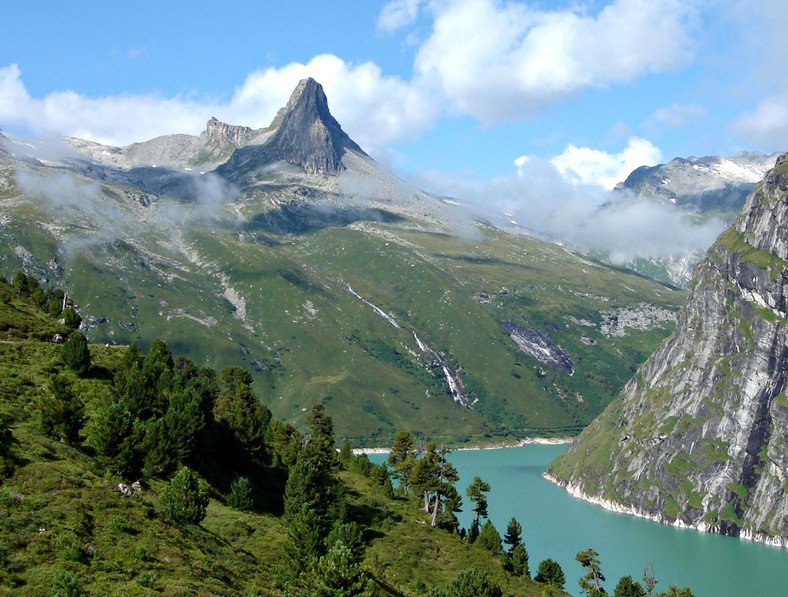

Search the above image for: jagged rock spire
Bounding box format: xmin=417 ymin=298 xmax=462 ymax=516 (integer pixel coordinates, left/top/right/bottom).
xmin=266 ymin=78 xmax=364 ymax=175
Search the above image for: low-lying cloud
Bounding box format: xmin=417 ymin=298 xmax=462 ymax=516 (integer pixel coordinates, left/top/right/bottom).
xmin=420 ymin=156 xmax=726 ymax=263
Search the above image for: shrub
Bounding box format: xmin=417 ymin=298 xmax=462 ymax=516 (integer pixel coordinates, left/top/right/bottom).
xmin=227 ymin=476 xmax=255 ymax=511
xmin=160 ymin=466 xmax=209 ymax=525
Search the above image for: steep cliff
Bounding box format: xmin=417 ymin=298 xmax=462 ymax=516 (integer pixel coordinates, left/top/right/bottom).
xmin=548 ymin=154 xmax=788 ymax=547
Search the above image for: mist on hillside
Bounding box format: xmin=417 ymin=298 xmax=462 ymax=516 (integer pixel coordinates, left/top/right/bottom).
xmin=414 ymin=156 xmax=727 ymax=263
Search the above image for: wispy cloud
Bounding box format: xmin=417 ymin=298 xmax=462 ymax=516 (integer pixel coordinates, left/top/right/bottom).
xmin=417 ymin=152 xmax=724 ymax=263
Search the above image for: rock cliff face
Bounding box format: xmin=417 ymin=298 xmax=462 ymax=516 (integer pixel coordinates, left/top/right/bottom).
xmin=548 ymin=154 xmax=788 ymax=547
xmin=219 ymin=78 xmax=364 ymax=180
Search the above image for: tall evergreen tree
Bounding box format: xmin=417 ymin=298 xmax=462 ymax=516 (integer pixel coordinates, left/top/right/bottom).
xmin=614 ymin=575 xmax=646 ymax=597
xmin=39 ymin=374 xmax=84 ymax=445
xmin=387 ymin=430 xmax=416 ymax=492
xmin=576 ymin=548 xmax=606 ymax=595
xmin=87 ymin=400 xmax=142 ymax=477
xmin=503 ymin=516 xmax=522 ymax=553
xmin=466 ymin=476 xmax=491 ymax=525
xmin=476 ymin=519 xmax=502 ymax=555
xmin=302 ymin=403 xmax=337 ymax=471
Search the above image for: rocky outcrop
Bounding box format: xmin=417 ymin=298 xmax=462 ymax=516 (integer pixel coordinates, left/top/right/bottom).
xmin=502 ymin=321 xmax=573 ymax=374
xmin=617 ymin=152 xmax=779 ymax=213
xmin=202 ymin=117 xmax=255 ymax=147
xmin=548 ymin=154 xmax=788 ymax=547
xmin=217 ymin=78 xmax=365 ymax=180
xmin=265 ymin=78 xmax=364 ymax=175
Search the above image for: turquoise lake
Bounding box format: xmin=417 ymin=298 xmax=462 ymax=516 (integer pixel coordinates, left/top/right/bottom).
xmin=371 ymin=444 xmax=787 ymax=596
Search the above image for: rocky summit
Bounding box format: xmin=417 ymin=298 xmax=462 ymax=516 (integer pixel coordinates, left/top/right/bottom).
xmin=548 ymin=154 xmax=788 ymax=547
xmin=218 ymin=77 xmax=365 ymax=181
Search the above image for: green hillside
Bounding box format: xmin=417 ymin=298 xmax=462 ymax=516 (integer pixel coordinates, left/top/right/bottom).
xmin=0 ymin=158 xmax=685 ymax=445
xmin=0 ymin=276 xmax=573 ymax=596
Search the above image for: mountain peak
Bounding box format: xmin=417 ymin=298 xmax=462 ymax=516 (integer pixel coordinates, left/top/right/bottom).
xmin=266 ymin=78 xmax=364 ymax=175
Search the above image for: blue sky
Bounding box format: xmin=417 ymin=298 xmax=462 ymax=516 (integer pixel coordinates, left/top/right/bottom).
xmin=1 ymin=0 xmax=786 ymax=190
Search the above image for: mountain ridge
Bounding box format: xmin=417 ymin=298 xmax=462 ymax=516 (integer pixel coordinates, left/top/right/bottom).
xmin=548 ymin=154 xmax=788 ymax=547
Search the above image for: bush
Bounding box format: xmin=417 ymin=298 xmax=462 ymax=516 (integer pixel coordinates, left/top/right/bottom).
xmin=226 ymin=476 xmax=255 ymax=511
xmin=160 ymin=467 xmax=209 ymax=525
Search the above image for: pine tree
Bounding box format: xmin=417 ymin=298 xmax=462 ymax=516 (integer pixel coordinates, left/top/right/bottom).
xmin=576 ymin=548 xmax=606 ymax=595
xmin=387 ymin=430 xmax=416 ymax=492
xmin=61 ymin=331 xmax=90 ymax=376
xmin=466 ymin=476 xmax=491 ymax=525
xmin=614 ymin=575 xmax=646 ymax=597
xmin=39 ymin=374 xmax=84 ymax=445
xmin=227 ymin=476 xmax=255 ymax=511
xmin=503 ymin=516 xmax=522 ymax=553
xmin=160 ymin=466 xmax=209 ymax=525
xmin=535 ymin=559 xmax=565 ymax=589
xmin=87 ymin=400 xmax=141 ymax=477
xmin=302 ymin=403 xmax=337 ymax=471
xmin=476 ymin=519 xmax=502 ymax=555
xmin=511 ymin=542 xmax=529 ymax=577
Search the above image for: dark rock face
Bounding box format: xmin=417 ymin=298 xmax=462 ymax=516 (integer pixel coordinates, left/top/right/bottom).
xmin=266 ymin=78 xmax=364 ymax=175
xmin=549 ymin=154 xmax=788 ymax=547
xmin=502 ymin=321 xmax=573 ymax=374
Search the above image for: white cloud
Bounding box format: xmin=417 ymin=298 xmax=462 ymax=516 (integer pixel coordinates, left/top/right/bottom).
xmin=427 ymin=156 xmax=724 ymax=262
xmin=377 ymin=0 xmax=425 ymax=32
xmin=414 ymin=0 xmax=699 ymax=123
xmin=731 ymin=92 xmax=788 ymax=152
xmin=538 ymin=137 xmax=662 ymax=190
xmin=0 ymin=59 xmax=436 ymax=154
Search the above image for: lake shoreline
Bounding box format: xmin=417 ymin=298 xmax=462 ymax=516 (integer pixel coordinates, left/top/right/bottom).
xmin=352 ymin=436 xmax=572 ymax=455
xmin=542 ymin=471 xmax=788 ymax=550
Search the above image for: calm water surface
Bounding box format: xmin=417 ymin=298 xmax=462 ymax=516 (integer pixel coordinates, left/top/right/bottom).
xmin=373 ymin=445 xmax=787 ymax=597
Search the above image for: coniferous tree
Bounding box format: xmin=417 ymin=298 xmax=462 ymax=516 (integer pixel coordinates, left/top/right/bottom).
xmin=535 ymin=559 xmax=566 ymax=589
xmin=476 ymin=519 xmax=502 ymax=555
xmin=614 ymin=575 xmax=646 ymax=597
xmin=576 ymin=548 xmax=606 ymax=595
xmin=39 ymin=374 xmax=84 ymax=445
xmin=387 ymin=430 xmax=416 ymax=492
xmin=466 ymin=476 xmax=491 ymax=525
xmin=61 ymin=331 xmax=90 ymax=376
xmin=466 ymin=518 xmax=480 ymax=543
xmin=87 ymin=400 xmax=142 ymax=477
xmin=160 ymin=466 xmax=209 ymax=525
xmin=227 ymin=476 xmax=255 ymax=511
xmin=503 ymin=516 xmax=522 ymax=553
xmin=280 ymin=504 xmax=323 ymax=594
xmin=642 ymin=562 xmax=658 ymax=596
xmin=510 ymin=542 xmax=530 ymax=578
xmin=302 ymin=403 xmax=337 ymax=471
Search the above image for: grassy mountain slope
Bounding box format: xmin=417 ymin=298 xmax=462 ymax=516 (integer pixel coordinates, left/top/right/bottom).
xmin=0 ymin=280 xmax=567 ymax=596
xmin=0 ymin=153 xmax=685 ymax=445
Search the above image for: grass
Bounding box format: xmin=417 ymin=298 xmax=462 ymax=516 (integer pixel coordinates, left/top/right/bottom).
xmin=0 ymin=287 xmax=573 ymax=595
xmin=1 ymin=177 xmax=685 ymax=445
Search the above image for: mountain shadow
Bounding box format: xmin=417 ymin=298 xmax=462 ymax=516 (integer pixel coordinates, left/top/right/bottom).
xmin=243 ymin=201 xmax=405 ymax=235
